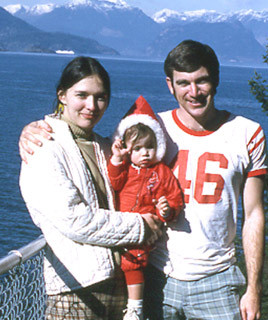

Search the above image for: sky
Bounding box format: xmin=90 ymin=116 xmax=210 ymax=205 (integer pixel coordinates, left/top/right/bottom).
xmin=1 ymin=0 xmax=268 ymax=16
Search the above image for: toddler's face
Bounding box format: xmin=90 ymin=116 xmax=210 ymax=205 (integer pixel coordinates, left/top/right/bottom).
xmin=126 ymin=135 xmax=157 ymax=168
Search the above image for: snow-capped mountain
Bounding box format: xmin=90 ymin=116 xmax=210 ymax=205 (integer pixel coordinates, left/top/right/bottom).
xmin=232 ymin=9 xmax=268 ymax=22
xmin=2 ymin=2 xmax=268 ymax=64
xmin=146 ymin=20 xmax=265 ymax=65
xmin=5 ymin=0 xmax=160 ymax=56
xmin=5 ymin=4 xmax=56 ymax=16
xmin=152 ymin=8 xmax=268 ymax=46
xmin=4 ymin=0 xmax=129 ymax=15
xmin=234 ymin=10 xmax=268 ymax=46
xmin=0 ymin=6 xmax=118 ymax=55
xmin=152 ymin=8 xmax=268 ymax=24
xmin=153 ymin=9 xmax=227 ymax=24
xmin=64 ymin=0 xmax=129 ymax=10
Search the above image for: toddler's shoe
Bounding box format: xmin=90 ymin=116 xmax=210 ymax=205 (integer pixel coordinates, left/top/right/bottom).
xmin=123 ymin=307 xmax=143 ymax=320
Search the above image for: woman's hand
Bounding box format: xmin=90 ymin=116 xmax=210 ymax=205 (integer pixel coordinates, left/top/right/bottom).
xmin=19 ymin=120 xmax=53 ymax=163
xmin=142 ymin=213 xmax=163 ymax=246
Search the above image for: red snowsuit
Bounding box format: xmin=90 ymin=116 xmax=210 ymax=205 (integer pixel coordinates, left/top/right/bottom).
xmin=108 ymin=160 xmax=184 ymax=285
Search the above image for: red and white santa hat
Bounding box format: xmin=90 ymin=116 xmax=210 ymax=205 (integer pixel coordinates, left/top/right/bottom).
xmin=113 ymin=95 xmax=166 ymax=161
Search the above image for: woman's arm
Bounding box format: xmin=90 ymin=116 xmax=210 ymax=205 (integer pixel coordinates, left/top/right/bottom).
xmin=20 ymin=138 xmax=161 ymax=248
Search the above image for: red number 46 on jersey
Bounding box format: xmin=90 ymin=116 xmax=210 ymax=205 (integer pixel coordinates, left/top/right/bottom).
xmin=171 ymin=150 xmax=228 ymax=204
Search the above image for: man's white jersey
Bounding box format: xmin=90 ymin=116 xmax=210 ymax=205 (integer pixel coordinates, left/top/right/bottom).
xmin=150 ymin=109 xmax=267 ymax=280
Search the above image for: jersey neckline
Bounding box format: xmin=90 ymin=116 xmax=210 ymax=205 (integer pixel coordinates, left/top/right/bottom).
xmin=171 ymin=109 xmax=230 ymax=136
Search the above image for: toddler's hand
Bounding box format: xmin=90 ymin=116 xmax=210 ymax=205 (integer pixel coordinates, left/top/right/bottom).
xmin=110 ymin=139 xmax=131 ymax=165
xmin=155 ymin=196 xmax=171 ymax=218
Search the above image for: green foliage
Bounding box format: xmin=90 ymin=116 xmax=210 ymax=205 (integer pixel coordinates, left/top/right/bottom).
xmin=249 ymin=43 xmax=268 ymax=115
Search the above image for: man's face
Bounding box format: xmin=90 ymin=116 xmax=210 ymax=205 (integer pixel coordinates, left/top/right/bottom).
xmin=166 ymin=66 xmax=215 ymax=122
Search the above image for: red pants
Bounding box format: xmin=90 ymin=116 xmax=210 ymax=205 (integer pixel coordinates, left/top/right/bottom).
xmin=121 ymin=246 xmax=150 ymax=285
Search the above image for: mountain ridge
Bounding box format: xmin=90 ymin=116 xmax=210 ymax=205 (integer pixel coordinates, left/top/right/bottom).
xmin=7 ymin=2 xmax=160 ymax=56
xmin=0 ymin=7 xmax=119 ymax=55
xmin=153 ymin=8 xmax=268 ymax=47
xmin=2 ymin=2 xmax=268 ymax=65
xmin=146 ymin=20 xmax=264 ymax=64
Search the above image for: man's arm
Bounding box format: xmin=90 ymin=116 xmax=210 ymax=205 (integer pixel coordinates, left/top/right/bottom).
xmin=240 ymin=175 xmax=266 ymax=320
xmin=19 ymin=120 xmax=53 ymax=163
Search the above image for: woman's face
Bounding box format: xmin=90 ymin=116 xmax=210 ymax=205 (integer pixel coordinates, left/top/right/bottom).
xmin=59 ymin=75 xmax=109 ymax=133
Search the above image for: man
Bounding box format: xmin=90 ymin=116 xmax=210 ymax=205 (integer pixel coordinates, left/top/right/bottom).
xmin=20 ymin=40 xmax=267 ymax=320
xmin=143 ymin=40 xmax=267 ymax=320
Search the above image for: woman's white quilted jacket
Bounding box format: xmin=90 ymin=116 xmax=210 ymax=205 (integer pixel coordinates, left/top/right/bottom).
xmin=19 ymin=116 xmax=145 ymax=294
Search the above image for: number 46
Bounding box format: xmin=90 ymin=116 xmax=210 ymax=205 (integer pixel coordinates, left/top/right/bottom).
xmin=173 ymin=150 xmax=228 ymax=204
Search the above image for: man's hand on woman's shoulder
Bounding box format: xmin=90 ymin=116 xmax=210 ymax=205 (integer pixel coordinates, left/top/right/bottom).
xmin=19 ymin=120 xmax=53 ymax=163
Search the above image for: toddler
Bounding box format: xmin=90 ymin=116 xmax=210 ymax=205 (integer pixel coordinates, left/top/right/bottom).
xmin=108 ymin=96 xmax=184 ymax=320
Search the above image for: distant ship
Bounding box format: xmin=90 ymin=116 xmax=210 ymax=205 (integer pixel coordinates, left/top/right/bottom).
xmin=55 ymin=50 xmax=75 ymax=55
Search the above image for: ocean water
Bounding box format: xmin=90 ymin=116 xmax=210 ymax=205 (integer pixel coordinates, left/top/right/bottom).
xmin=0 ymin=52 xmax=267 ymax=259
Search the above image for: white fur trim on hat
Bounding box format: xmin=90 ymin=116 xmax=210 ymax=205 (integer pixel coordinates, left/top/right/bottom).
xmin=114 ymin=113 xmax=166 ymax=162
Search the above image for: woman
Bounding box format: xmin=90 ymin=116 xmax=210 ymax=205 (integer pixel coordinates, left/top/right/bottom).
xmin=19 ymin=56 xmax=161 ymax=320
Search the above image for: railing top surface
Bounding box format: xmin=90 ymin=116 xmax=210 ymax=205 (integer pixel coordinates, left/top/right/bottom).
xmin=0 ymin=235 xmax=46 ymax=275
